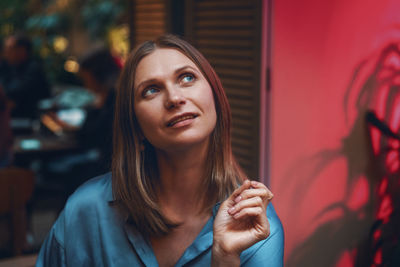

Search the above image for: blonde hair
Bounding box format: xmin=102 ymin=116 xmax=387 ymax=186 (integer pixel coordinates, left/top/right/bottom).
xmin=112 ymin=34 xmax=246 ymax=236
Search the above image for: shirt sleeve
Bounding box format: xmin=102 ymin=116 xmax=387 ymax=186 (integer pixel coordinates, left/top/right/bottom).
xmin=241 ymin=204 xmax=285 ymax=267
xmin=35 ymin=210 xmax=67 ymax=267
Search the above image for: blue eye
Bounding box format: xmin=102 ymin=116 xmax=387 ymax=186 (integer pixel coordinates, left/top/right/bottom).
xmin=143 ymin=87 xmax=159 ymax=97
xmin=181 ymin=74 xmax=195 ymax=83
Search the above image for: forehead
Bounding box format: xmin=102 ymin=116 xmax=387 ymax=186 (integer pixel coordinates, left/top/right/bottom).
xmin=134 ymin=48 xmax=198 ymax=84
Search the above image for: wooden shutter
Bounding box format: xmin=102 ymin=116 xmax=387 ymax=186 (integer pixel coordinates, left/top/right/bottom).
xmin=130 ymin=0 xmax=167 ymax=47
xmin=185 ymin=0 xmax=262 ymax=179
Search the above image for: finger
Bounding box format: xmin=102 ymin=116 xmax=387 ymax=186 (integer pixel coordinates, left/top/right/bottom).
xmin=237 ymin=187 xmax=274 ymax=204
xmin=228 ymin=196 xmax=263 ymax=215
xmin=250 ymin=181 xmax=273 ymax=199
xmin=230 ymin=180 xmax=252 ymax=201
xmin=232 ymin=206 xmax=265 ymax=219
xmin=232 ymin=180 xmax=268 ymax=202
xmin=250 ymin=180 xmax=266 ymax=189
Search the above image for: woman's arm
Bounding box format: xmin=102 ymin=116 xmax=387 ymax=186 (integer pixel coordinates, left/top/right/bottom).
xmin=212 ymin=180 xmax=275 ymax=266
xmin=36 ymin=211 xmax=67 ymax=267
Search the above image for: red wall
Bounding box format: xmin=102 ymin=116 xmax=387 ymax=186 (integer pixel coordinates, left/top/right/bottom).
xmin=270 ymin=0 xmax=400 ymax=266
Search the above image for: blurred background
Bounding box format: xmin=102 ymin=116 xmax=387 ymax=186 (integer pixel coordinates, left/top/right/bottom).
xmin=0 ymin=0 xmax=400 ymax=266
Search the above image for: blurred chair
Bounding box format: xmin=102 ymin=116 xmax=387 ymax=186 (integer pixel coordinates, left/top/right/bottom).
xmin=0 ymin=168 xmax=34 ymax=256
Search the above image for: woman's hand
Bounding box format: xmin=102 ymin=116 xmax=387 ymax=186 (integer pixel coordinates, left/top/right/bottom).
xmin=212 ymin=180 xmax=273 ymax=266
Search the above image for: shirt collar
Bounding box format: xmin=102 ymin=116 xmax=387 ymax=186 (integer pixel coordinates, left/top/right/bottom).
xmin=122 ymin=203 xmax=221 ymax=266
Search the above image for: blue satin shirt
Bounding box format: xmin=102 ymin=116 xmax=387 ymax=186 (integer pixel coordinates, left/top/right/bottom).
xmin=36 ymin=173 xmax=284 ymax=266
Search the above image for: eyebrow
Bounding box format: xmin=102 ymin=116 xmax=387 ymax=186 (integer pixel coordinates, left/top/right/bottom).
xmin=135 ymin=65 xmax=198 ymax=91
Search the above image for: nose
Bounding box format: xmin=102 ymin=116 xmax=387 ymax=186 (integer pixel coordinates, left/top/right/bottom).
xmin=165 ymin=86 xmax=186 ymax=109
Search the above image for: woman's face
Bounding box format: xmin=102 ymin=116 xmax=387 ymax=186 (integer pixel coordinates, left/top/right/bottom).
xmin=133 ymin=48 xmax=217 ymax=152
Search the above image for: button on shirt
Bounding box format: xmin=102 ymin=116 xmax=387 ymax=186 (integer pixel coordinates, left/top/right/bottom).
xmin=36 ymin=173 xmax=284 ymax=266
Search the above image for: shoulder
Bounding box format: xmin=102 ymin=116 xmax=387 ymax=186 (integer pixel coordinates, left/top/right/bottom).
xmin=65 ymin=172 xmax=113 ymax=212
xmin=54 ymin=172 xmax=115 ymax=244
xmin=36 ymin=173 xmax=116 ymax=265
xmin=240 ymin=203 xmax=284 ymax=266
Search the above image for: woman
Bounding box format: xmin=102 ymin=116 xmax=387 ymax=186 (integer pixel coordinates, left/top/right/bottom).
xmin=36 ymin=34 xmax=284 ymax=266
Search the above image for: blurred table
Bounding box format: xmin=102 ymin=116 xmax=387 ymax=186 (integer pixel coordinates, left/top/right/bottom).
xmin=13 ymin=134 xmax=78 ymax=157
xmin=10 ymin=118 xmax=36 ymax=136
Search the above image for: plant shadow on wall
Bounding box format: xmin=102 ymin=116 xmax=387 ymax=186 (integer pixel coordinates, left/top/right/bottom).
xmin=285 ymin=43 xmax=400 ymax=267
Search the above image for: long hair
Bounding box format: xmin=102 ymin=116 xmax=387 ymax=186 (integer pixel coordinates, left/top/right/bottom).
xmin=112 ymin=34 xmax=246 ymax=236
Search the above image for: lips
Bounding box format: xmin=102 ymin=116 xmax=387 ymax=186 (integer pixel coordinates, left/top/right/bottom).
xmin=166 ymin=113 xmax=198 ymax=127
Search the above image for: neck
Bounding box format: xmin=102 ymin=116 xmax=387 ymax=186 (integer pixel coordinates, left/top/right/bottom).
xmin=155 ymin=141 xmax=210 ymax=221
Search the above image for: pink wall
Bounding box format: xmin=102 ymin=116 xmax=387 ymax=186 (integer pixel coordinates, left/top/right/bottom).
xmin=270 ymin=0 xmax=400 ymax=266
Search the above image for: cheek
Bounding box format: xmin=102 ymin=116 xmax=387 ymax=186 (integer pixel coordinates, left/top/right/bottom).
xmin=208 ymin=101 xmax=217 ymax=124
xmin=134 ymin=104 xmax=158 ymax=135
xmin=202 ymin=89 xmax=217 ymax=127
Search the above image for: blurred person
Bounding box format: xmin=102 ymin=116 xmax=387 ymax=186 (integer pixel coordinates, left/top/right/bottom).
xmin=0 ymin=38 xmax=7 ymax=78
xmin=0 ymin=33 xmax=50 ymax=118
xmin=42 ymin=47 xmax=120 ymax=193
xmin=0 ymin=41 xmax=13 ymax=167
xmin=75 ymin=47 xmax=119 ymax=160
xmin=0 ymin=86 xmax=13 ymax=167
xmin=36 ymin=35 xmax=284 ymax=266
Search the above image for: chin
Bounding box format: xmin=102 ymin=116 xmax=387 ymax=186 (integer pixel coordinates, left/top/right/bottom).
xmin=154 ymin=134 xmax=212 ymax=152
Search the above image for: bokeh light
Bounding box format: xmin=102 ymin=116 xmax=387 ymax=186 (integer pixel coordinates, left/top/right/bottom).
xmin=53 ymin=36 xmax=69 ymax=53
xmin=64 ymin=57 xmax=79 ymax=73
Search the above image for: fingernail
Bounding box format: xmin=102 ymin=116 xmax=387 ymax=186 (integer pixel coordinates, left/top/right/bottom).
xmin=234 ymin=195 xmax=242 ymax=203
xmin=228 ymin=207 xmax=235 ymax=214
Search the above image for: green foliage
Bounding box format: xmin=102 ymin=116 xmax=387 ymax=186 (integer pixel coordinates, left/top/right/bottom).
xmin=0 ymin=0 xmax=127 ymax=84
xmin=26 ymin=13 xmax=69 ymax=34
xmin=82 ymin=0 xmax=125 ymax=39
xmin=0 ymin=0 xmax=29 ymax=35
